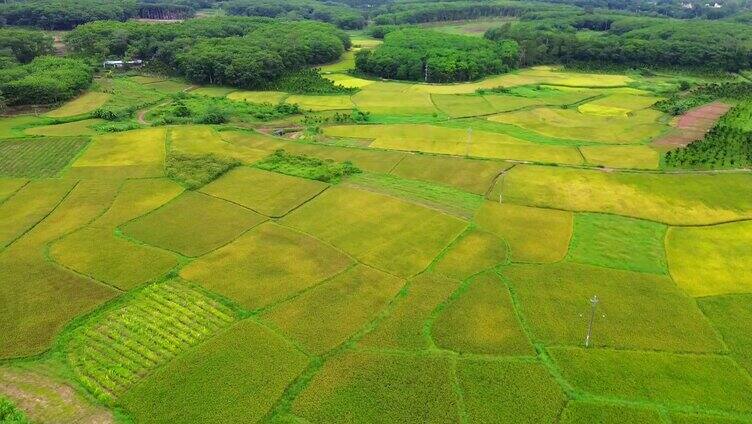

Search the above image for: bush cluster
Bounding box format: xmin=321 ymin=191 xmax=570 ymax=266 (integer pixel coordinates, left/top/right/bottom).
xmin=255 ymin=149 xmax=361 ymax=183
xmin=0 ymin=56 xmax=93 ymax=105
xmin=166 ymin=153 xmax=241 ymax=189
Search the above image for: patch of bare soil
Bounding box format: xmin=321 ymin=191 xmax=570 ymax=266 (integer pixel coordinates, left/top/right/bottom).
xmin=653 ymin=102 xmax=731 ymax=149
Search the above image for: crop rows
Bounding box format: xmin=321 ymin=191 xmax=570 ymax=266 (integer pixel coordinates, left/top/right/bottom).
xmin=0 ymin=136 xmax=89 ymax=177
xmin=66 ymin=281 xmax=236 ymax=402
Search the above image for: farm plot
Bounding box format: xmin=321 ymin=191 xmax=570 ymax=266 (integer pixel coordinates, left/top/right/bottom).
xmin=699 ymin=295 xmax=752 ymax=375
xmin=666 ymin=221 xmax=752 ymax=297
xmin=170 ymin=126 xmax=267 ymax=163
xmin=319 ymin=50 xmax=355 ymax=74
xmin=65 ymin=280 xmax=238 ymax=402
xmin=122 ymin=191 xmax=266 ymax=257
xmin=433 ymin=229 xmax=508 ymax=281
xmin=430 ymin=94 xmax=495 ymax=118
xmin=121 ymin=319 xmax=308 ymax=424
xmin=24 ymin=119 xmax=103 ymax=137
xmin=579 ymin=145 xmax=660 ymax=169
xmin=92 ymin=179 xmax=184 ymax=230
xmin=323 ymin=73 xmax=374 ymax=88
xmin=559 ymin=401 xmax=663 ymax=424
xmin=286 ymin=94 xmax=354 ymax=111
xmin=180 ymin=222 xmax=352 ymax=309
xmin=488 ymin=107 xmax=665 ymax=144
xmin=190 ymin=86 xmax=236 ymax=97
xmin=70 ymin=127 xmax=166 ymax=178
xmin=577 ymin=93 xmax=660 ymax=116
xmin=501 ymin=262 xmax=724 ymax=352
xmin=359 ymin=273 xmax=462 ymax=350
xmin=0 ymin=115 xmax=46 ymax=138
xmin=432 ymin=272 xmax=533 ymax=355
xmin=549 ymin=347 xmax=752 ymax=413
xmin=0 ymin=137 xmax=89 ymax=177
xmin=292 ymin=351 xmax=459 ymax=423
xmin=50 ymin=227 xmax=178 ymax=290
xmin=201 ymin=167 xmax=328 ymax=217
xmin=474 ymin=202 xmax=573 ymax=263
xmin=226 ymin=91 xmax=287 ymax=104
xmin=0 ymin=179 xmax=75 ymax=248
xmin=352 ymin=84 xmax=438 ymax=116
xmin=500 ymin=165 xmax=752 ymax=225
xmin=46 ymin=92 xmax=110 ymax=118
xmin=281 ymin=186 xmax=467 ymax=278
xmin=457 ymin=359 xmax=566 ymax=423
xmin=262 ymin=265 xmax=404 ymax=354
xmin=390 ymin=154 xmax=510 ymax=195
xmin=567 ymin=213 xmax=668 ymax=275
xmin=0 ymin=178 xmax=26 ymax=201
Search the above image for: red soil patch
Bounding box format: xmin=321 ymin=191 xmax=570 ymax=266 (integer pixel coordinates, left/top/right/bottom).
xmin=653 ymin=102 xmax=731 ymax=149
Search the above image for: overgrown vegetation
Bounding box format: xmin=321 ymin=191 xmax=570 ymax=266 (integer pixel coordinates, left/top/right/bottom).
xmin=166 ymin=153 xmax=241 ymax=189
xmin=151 ymin=94 xmax=301 ymax=125
xmin=664 ymin=101 xmax=752 ymax=169
xmin=0 ymin=56 xmax=93 ymax=106
xmin=0 ymin=396 xmax=29 ymax=423
xmin=255 ymin=149 xmax=361 ymax=183
xmin=655 ymin=81 xmax=752 ymax=115
xmin=267 ymin=68 xmax=357 ymax=94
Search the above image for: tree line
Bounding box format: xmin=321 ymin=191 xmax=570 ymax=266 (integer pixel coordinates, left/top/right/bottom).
xmin=0 ymin=56 xmax=93 ymax=106
xmin=223 ymin=0 xmax=365 ymax=29
xmin=370 ymin=1 xmax=572 ymax=25
xmin=355 ymin=28 xmax=518 ymax=83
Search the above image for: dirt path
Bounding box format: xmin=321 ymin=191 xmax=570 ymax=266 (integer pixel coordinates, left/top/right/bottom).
xmin=136 ymin=84 xmax=196 ymax=125
xmin=652 ymin=101 xmax=731 ymax=149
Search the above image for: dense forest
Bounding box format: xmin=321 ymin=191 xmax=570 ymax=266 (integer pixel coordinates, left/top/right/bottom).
xmin=67 ymin=17 xmax=350 ymax=89
xmin=355 ymin=28 xmax=518 ymax=82
xmin=224 ymin=0 xmax=365 ymax=29
xmin=370 ymin=1 xmax=571 ymax=25
xmin=0 ymin=0 xmax=138 ymax=30
xmin=484 ymin=14 xmax=752 ymax=71
xmin=0 ymin=56 xmax=93 ymax=105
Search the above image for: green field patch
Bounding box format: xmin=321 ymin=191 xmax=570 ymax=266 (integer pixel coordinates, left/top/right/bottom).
xmin=353 ymin=85 xmax=437 ymax=116
xmin=0 ymin=179 xmax=75 ymax=248
xmin=201 ymin=167 xmax=328 ymax=217
xmin=390 ymin=154 xmax=509 ymax=195
xmin=502 ymin=262 xmax=724 ymax=352
xmin=431 ymin=94 xmax=495 ymax=118
xmin=0 ymin=178 xmax=26 ymax=201
xmin=359 ymin=273 xmax=461 ymax=350
xmin=165 ymin=153 xmax=240 ymax=190
xmin=24 ymin=118 xmax=104 ymax=137
xmin=438 ymin=118 xmax=593 ymax=146
xmin=0 ymin=137 xmax=89 ymax=177
xmin=559 ymin=400 xmax=663 ymax=424
xmin=324 ymin=73 xmax=374 ymax=88
xmin=50 ymin=227 xmax=178 ymax=290
xmin=567 ymin=213 xmax=667 ymax=274
xmin=180 ymin=222 xmax=352 ymax=309
xmin=72 ymin=127 xmax=166 ymax=172
xmin=580 ymin=145 xmax=659 ymax=169
xmin=146 ymin=79 xmax=192 ymax=94
xmin=579 ymin=93 xmax=660 ymax=116
xmin=65 ymin=280 xmax=237 ymax=402
xmin=282 ymin=186 xmax=467 ymax=277
xmin=128 ymin=75 xmax=166 ymax=84
xmin=255 ymin=149 xmax=361 ymax=183
xmin=488 ymin=107 xmax=665 ymax=144
xmin=670 ymin=412 xmax=750 ymax=424
xmin=286 ymin=94 xmax=354 ymax=111
xmin=432 ymin=272 xmax=533 ymax=355
xmin=121 ymin=319 xmax=308 ymax=423
xmin=92 ymin=179 xmax=184 ymax=229
xmin=667 ymin=221 xmax=752 ymax=297
xmin=0 ymin=115 xmax=47 ymax=138
xmin=170 ymin=125 xmax=267 ymax=163
xmin=434 ymin=229 xmax=507 ymax=280
xmin=262 ymin=265 xmax=404 ymax=354
xmin=501 ymin=165 xmax=752 ymax=225
xmin=549 ymin=347 xmax=752 ymax=413
xmin=122 ymin=191 xmax=266 ymax=257
xmin=319 ymin=50 xmax=356 ymax=74
xmin=46 ymin=92 xmax=111 ymax=118
xmin=190 ymin=86 xmax=236 ymax=97
xmin=457 ymin=359 xmax=566 ymax=423
xmin=227 ymin=90 xmax=287 ymax=104
xmin=699 ymin=295 xmax=752 ymax=375
xmin=475 ymin=202 xmax=572 ymax=263
xmin=0 ymin=367 xmax=114 ymax=423
xmin=293 ymin=351 xmax=459 ymax=423
xmin=345 ymin=173 xmax=483 ymax=219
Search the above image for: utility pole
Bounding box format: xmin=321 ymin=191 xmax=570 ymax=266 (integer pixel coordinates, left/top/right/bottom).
xmin=424 ymin=62 xmax=429 ymax=83
xmin=584 ymin=295 xmax=599 ymax=348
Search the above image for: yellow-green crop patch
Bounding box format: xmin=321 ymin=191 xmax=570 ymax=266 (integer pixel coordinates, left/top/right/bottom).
xmin=457 ymin=359 xmax=566 ymax=423
xmin=286 ymin=94 xmax=354 ymax=111
xmin=146 ymin=79 xmax=191 ymax=94
xmin=282 ymin=186 xmax=467 ymax=278
xmin=580 ymin=145 xmax=660 ymax=169
xmin=0 ymin=179 xmax=75 ymax=248
xmin=431 ymin=94 xmax=495 ymax=118
xmin=549 ymin=347 xmax=752 ymax=413
xmin=699 ymin=295 xmax=752 ymax=375
xmin=92 ymin=179 xmax=184 ymax=229
xmin=72 ymin=127 xmax=166 ymax=171
xmin=353 ymin=85 xmax=437 ymax=116
xmin=502 ymin=262 xmax=724 ymax=352
xmin=433 ymin=229 xmax=508 ymax=280
xmin=226 ymin=90 xmax=287 ymax=104
xmin=319 ymin=51 xmax=355 ymax=74
xmin=359 ymin=273 xmax=461 ymax=350
xmin=390 ymin=154 xmax=510 ymax=195
xmin=488 ymin=107 xmax=665 ymax=144
xmin=475 ymin=202 xmax=572 ymax=263
xmin=559 ymin=400 xmax=664 ymax=424
xmin=0 ymin=178 xmax=26 ymax=201
xmin=262 ymin=265 xmax=404 ymax=354
xmin=669 ymin=413 xmax=750 ymax=424
xmin=65 ymin=280 xmax=237 ymax=402
xmin=432 ymin=272 xmax=533 ymax=355
xmin=0 ymin=137 xmax=89 ymax=177
xmin=323 ymin=73 xmax=374 ymax=88
xmin=170 ymin=125 xmax=267 ymax=163
xmin=50 ymin=227 xmax=178 ymax=290
xmin=581 ymin=93 xmax=661 ymax=114
xmin=190 ymin=86 xmax=236 ymax=97
xmin=121 ymin=191 xmax=266 ymax=257
xmin=24 ymin=118 xmax=104 ymax=137
xmin=121 ymin=319 xmax=308 ymax=424
xmin=293 ymin=351 xmax=459 ymax=423
xmin=501 ymin=165 xmax=752 ymax=225
xmin=666 ymin=221 xmax=752 ymax=297
xmin=46 ymin=92 xmax=111 ymax=118
xmin=180 ymin=222 xmax=352 ymax=309
xmin=567 ymin=213 xmax=668 ymax=275
xmin=201 ymin=167 xmax=328 ymax=217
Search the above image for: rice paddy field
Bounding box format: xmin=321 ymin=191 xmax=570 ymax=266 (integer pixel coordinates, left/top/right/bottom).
xmin=1 ymin=61 xmax=751 ymax=424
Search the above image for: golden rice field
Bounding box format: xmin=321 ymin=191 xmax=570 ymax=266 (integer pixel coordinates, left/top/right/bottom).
xmin=1 ymin=64 xmax=750 ymax=424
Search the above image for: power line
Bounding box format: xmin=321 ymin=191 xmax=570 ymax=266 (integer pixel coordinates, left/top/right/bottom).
xmin=584 ymin=294 xmax=599 ymax=348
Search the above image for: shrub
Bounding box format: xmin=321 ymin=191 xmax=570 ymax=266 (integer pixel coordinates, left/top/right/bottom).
xmin=166 ymin=153 xmax=240 ymax=189
xmin=255 ymin=149 xmax=361 ymax=183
